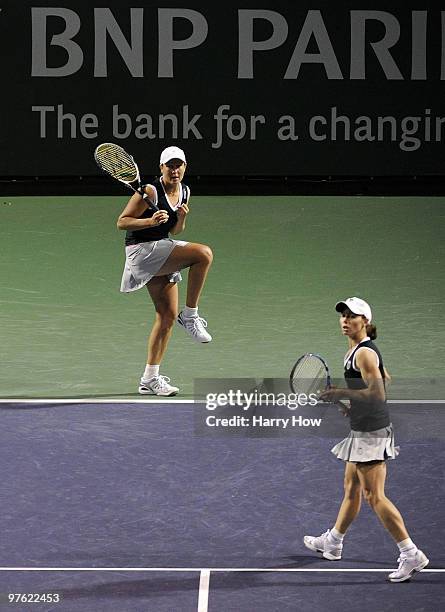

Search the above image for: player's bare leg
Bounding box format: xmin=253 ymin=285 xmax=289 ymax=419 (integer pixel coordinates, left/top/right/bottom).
xmin=156 ymin=243 xmax=213 ymax=343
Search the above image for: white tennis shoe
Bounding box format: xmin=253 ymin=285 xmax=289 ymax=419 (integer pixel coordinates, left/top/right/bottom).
xmin=388 ymin=550 xmax=429 ymax=582
xmin=138 ymin=375 xmax=179 ymax=396
xmin=303 ymin=529 xmax=343 ymax=560
xmin=177 ymin=311 xmax=212 ymax=343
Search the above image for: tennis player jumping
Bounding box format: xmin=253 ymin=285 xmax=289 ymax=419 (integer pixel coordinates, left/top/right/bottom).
xmin=117 ymin=146 xmax=213 ymax=396
xmin=304 ymin=297 xmax=429 ymax=582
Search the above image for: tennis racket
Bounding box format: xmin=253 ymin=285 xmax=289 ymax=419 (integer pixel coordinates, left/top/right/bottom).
xmin=289 ymin=353 xmax=331 ymax=398
xmin=94 ymin=142 xmax=158 ymax=210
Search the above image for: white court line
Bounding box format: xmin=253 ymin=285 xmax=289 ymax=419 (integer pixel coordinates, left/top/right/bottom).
xmin=0 ymin=399 xmax=444 ymax=405
xmin=197 ymin=569 xmax=210 ymax=612
xmin=389 ymin=400 xmax=445 ymax=404
xmin=0 ymin=399 xmax=195 ymax=404
xmin=0 ymin=567 xmax=442 ymax=572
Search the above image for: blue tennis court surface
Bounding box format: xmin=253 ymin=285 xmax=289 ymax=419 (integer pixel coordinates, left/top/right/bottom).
xmin=0 ymin=402 xmax=443 ymax=611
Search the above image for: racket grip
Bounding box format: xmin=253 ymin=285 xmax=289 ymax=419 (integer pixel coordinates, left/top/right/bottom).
xmin=139 ymin=190 xmax=159 ymax=211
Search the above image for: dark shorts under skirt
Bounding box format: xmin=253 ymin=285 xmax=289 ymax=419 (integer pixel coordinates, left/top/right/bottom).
xmin=120 ymin=239 xmax=188 ymax=293
xmin=331 ymin=424 xmax=399 ymax=463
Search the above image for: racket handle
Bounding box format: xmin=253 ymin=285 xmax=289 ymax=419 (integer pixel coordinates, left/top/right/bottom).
xmin=139 ymin=189 xmax=159 ymax=211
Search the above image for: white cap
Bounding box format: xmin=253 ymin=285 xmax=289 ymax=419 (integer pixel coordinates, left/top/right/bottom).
xmin=335 ymin=297 xmax=372 ymax=322
xmin=160 ymin=146 xmax=186 ymax=165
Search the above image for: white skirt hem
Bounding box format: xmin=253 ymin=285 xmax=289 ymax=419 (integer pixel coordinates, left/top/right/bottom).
xmin=331 ymin=424 xmax=399 ymax=462
xmin=120 ymin=238 xmax=188 ymax=293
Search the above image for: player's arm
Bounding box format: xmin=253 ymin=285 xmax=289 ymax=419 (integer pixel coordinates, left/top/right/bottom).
xmin=170 ymin=196 xmax=190 ymax=235
xmin=117 ymin=186 xmax=167 ymax=230
xmin=321 ymin=350 xmax=385 ymax=403
xmin=351 ymin=349 xmax=385 ymax=402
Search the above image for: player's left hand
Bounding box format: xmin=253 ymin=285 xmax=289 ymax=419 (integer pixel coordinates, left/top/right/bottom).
xmin=177 ymin=203 xmax=189 ymax=217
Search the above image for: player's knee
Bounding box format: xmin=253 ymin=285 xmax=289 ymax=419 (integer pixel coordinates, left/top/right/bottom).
xmin=190 ymin=244 xmax=213 ymax=266
xmin=362 ymin=489 xmax=382 ymax=507
xmin=156 ymin=309 xmax=177 ymax=331
xmin=200 ymin=245 xmax=213 ymax=265
xmin=193 ymin=244 xmax=212 ymax=265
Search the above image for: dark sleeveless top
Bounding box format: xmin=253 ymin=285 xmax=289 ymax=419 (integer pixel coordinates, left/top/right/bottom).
xmin=125 ymin=178 xmax=189 ymax=246
xmin=344 ymin=339 xmax=390 ymax=432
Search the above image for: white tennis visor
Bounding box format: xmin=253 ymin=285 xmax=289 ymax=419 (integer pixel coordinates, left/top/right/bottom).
xmin=335 ymin=297 xmax=372 ymax=322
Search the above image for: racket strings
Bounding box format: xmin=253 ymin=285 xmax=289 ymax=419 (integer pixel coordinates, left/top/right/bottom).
xmin=95 ymin=144 xmax=138 ymax=182
xmin=291 ymin=356 xmax=327 ymax=396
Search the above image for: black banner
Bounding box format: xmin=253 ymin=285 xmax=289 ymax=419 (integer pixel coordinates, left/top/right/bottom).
xmin=1 ymin=1 xmax=443 ymax=176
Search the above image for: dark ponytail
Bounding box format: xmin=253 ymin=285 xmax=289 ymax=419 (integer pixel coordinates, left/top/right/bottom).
xmin=366 ymin=323 xmax=377 ymax=340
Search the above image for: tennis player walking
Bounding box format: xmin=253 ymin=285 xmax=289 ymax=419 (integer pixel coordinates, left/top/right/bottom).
xmin=304 ymin=297 xmax=428 ymax=582
xmin=117 ymin=146 xmax=213 ymax=396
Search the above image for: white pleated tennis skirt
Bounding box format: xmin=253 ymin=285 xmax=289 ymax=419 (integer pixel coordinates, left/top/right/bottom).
xmin=120 ymin=238 xmax=188 ymax=293
xmin=331 ymin=424 xmax=399 ymax=463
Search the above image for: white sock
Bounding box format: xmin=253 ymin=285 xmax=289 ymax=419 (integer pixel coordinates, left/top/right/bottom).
xmin=329 ymin=528 xmax=345 ymax=542
xmin=143 ymin=364 xmax=159 ymax=380
xmin=397 ymin=538 xmax=417 ymax=555
xmin=183 ymin=306 xmax=198 ymax=318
